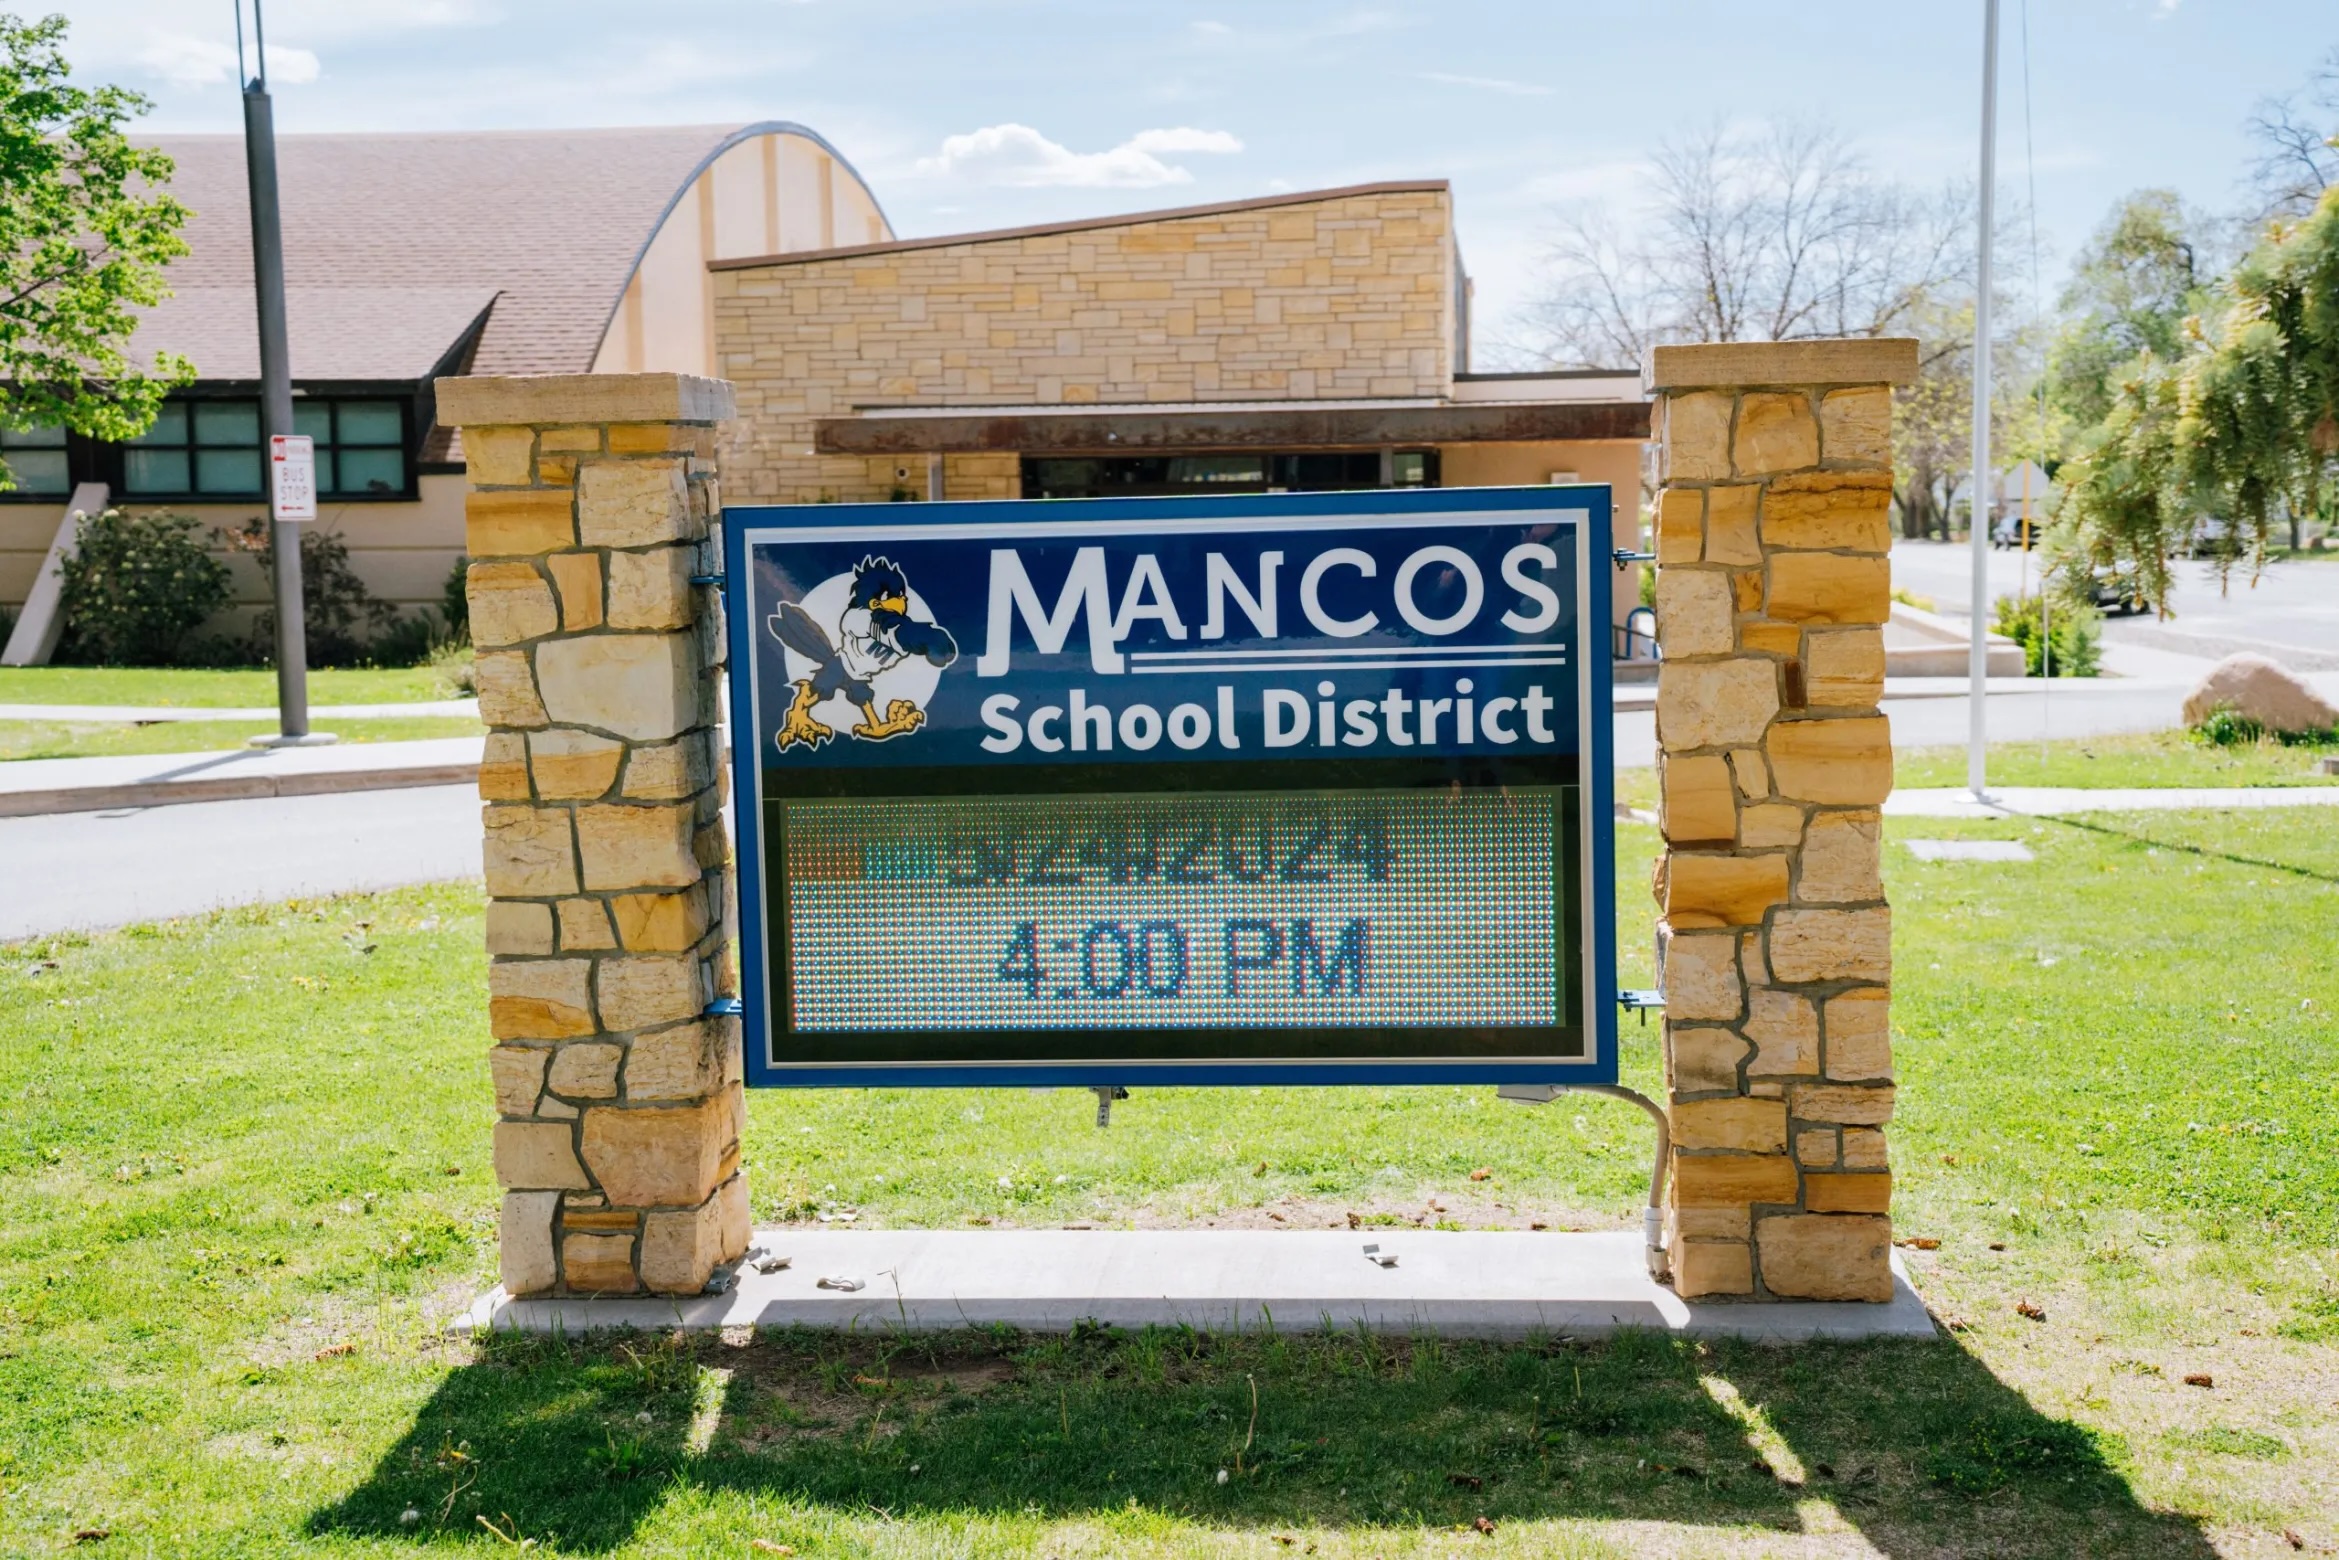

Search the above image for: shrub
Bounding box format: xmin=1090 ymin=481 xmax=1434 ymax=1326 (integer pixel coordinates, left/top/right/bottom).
xmin=1991 ymin=592 xmax=2101 ymax=678
xmin=363 ymin=556 xmax=475 ymax=669
xmin=227 ymin=520 xmax=400 ymax=667
xmin=425 ymin=639 xmax=475 ymax=697
xmin=2193 ymin=703 xmax=2339 ymax=748
xmin=55 ymin=508 xmax=233 ymax=665
xmin=438 ymin=555 xmax=470 ymax=644
xmin=365 ymin=610 xmax=442 ymax=668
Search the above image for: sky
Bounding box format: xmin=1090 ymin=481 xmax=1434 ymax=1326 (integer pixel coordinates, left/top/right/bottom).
xmin=60 ymin=0 xmax=2339 ymax=368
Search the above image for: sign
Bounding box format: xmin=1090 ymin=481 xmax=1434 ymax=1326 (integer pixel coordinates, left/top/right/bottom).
xmin=270 ymin=434 xmax=316 ymax=522
xmin=724 ymin=487 xmax=1616 ymax=1088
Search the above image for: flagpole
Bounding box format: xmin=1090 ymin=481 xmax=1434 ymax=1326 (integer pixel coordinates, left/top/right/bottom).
xmin=1968 ymin=0 xmax=2000 ymax=802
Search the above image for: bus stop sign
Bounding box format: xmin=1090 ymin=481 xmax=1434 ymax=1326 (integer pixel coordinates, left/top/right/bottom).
xmin=724 ymin=486 xmax=1617 ymax=1088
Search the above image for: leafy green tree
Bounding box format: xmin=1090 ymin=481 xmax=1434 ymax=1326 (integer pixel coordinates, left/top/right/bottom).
xmin=2182 ymin=184 xmax=2339 ymax=559
xmin=0 ymin=11 xmax=192 ymax=488
xmin=2046 ymin=191 xmax=2211 ymax=431
xmin=2049 ymin=357 xmax=2188 ymax=613
xmin=2056 ymin=186 xmax=2339 ymax=602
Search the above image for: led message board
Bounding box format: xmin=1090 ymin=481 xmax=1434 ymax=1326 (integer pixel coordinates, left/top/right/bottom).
xmin=724 ymin=487 xmax=1616 ymax=1088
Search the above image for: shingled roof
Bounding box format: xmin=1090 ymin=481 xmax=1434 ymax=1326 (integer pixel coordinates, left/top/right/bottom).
xmin=139 ymin=124 xmax=780 ymax=381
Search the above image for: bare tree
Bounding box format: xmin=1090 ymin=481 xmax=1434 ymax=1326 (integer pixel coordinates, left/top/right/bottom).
xmin=2244 ymin=45 xmax=2339 ymax=221
xmin=1512 ymin=119 xmax=1968 ymax=370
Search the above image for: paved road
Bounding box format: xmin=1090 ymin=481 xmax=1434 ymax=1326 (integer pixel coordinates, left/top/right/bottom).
xmin=0 ymin=784 xmax=481 ymax=941
xmin=1892 ymin=540 xmax=2339 ymax=667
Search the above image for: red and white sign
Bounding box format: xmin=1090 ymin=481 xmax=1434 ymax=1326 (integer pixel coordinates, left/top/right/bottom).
xmin=270 ymin=434 xmax=316 ymax=522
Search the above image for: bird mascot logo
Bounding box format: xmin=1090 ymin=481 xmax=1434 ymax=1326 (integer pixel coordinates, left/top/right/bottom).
xmin=766 ymin=556 xmax=958 ymax=752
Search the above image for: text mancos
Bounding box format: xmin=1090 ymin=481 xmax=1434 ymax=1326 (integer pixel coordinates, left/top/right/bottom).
xmin=970 ymin=530 xmax=1575 ymax=759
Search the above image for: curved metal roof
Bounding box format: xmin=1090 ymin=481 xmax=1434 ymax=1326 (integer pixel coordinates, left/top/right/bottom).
xmin=140 ymin=122 xmax=889 ymax=381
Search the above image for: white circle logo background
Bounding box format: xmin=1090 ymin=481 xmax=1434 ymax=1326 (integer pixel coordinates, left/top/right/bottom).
xmin=773 ymin=572 xmax=946 ymax=732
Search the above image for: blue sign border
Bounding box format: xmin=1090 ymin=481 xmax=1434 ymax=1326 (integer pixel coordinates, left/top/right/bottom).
xmin=724 ymin=486 xmax=1617 ymax=1088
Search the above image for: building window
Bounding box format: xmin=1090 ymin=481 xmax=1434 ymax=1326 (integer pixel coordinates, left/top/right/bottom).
xmin=293 ymin=398 xmax=409 ymax=496
xmin=109 ymin=395 xmax=412 ymax=502
xmin=1022 ymin=450 xmax=1439 ymax=500
xmin=124 ymin=400 xmax=265 ymax=497
xmin=0 ymin=426 xmax=69 ymax=496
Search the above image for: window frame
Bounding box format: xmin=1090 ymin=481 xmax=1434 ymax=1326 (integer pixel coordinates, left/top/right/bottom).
xmin=0 ymin=424 xmax=73 ymax=498
xmin=1021 ymin=448 xmax=1442 ymax=501
xmin=0 ymin=387 xmax=424 ymax=505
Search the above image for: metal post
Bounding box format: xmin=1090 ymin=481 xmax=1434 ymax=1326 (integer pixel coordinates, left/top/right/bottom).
xmin=1497 ymin=1081 xmax=1672 ymax=1281
xmin=1967 ymin=0 xmax=2000 ymax=802
xmin=241 ymin=3 xmax=316 ymax=744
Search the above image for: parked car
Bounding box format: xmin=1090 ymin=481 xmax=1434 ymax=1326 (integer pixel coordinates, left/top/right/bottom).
xmin=1991 ymin=512 xmax=2043 ymax=550
xmin=2179 ymin=517 xmax=2235 ymax=558
xmin=2086 ymin=561 xmax=2148 ymax=616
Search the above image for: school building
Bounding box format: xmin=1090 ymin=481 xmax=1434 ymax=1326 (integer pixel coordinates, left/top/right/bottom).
xmin=2 ymin=129 xmax=1651 ymax=653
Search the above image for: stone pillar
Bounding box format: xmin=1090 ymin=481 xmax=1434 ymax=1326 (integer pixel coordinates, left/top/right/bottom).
xmin=434 ymin=373 xmax=749 ymax=1299
xmin=1645 ymin=340 xmax=1917 ymax=1303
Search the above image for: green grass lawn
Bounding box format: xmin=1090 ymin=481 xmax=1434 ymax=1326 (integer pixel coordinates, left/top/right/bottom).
xmin=1612 ymin=730 xmax=2339 ymax=813
xmin=4 ymin=809 xmax=2337 ymax=1554
xmin=0 ymin=715 xmax=485 ymax=762
xmin=0 ymin=665 xmax=464 ymax=709
xmin=1897 ymin=728 xmax=2339 ymax=790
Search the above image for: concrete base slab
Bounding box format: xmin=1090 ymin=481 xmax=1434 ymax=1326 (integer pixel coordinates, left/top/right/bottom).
xmin=453 ymin=1230 xmax=1936 ymax=1343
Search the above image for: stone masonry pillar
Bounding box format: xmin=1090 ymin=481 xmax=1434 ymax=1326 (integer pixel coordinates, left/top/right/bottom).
xmin=434 ymin=373 xmax=749 ymax=1298
xmin=1646 ymin=340 xmax=1917 ymax=1302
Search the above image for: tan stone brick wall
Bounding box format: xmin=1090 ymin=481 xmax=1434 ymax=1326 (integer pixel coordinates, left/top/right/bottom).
xmin=1650 ymin=358 xmax=1901 ymax=1304
xmin=711 ymin=187 xmax=1455 ymax=504
xmin=439 ymin=373 xmax=751 ymax=1299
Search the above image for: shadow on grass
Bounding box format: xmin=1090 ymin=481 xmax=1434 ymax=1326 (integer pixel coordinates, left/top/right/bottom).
xmin=2040 ymin=810 xmax=2339 ymax=885
xmin=312 ymin=1324 xmax=2216 ymax=1556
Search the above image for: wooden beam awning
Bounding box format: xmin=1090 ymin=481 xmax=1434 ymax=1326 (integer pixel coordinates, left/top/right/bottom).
xmin=812 ymin=399 xmax=1651 ymax=456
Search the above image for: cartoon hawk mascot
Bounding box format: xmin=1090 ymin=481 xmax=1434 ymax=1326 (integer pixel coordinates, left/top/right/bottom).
xmin=769 ymin=557 xmax=957 ymax=751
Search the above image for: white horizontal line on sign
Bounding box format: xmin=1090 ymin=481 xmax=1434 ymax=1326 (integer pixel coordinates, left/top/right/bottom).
xmin=741 ymin=509 xmax=1589 ymax=547
xmin=1130 ymin=643 xmax=1560 ymax=663
xmin=1127 ymin=656 xmax=1572 ymax=675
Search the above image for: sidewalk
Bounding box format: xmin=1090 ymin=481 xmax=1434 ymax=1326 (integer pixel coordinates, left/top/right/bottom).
xmin=0 ymin=698 xmax=480 ymax=723
xmin=1887 ymin=784 xmax=2339 ymax=818
xmin=0 ymin=735 xmax=484 ymax=817
xmin=1613 ymin=674 xmax=2074 ymax=713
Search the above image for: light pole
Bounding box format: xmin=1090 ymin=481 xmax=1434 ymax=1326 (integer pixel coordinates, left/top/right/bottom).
xmin=1968 ymin=0 xmax=2000 ymax=801
xmin=239 ymin=0 xmax=327 ymax=746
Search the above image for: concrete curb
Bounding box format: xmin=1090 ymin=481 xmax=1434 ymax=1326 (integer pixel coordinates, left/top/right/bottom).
xmin=0 ymin=759 xmax=480 ymax=818
xmin=0 ymin=698 xmax=481 ymax=724
xmin=0 ymin=736 xmax=488 ymax=818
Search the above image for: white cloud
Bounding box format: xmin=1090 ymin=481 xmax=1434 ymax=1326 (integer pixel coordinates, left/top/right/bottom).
xmin=1193 ymin=19 xmax=1232 ymax=34
xmin=138 ymin=36 xmax=320 ymax=87
xmin=913 ymin=123 xmax=1242 ymax=188
xmin=1124 ymin=127 xmax=1243 ymax=155
xmin=1420 ymin=71 xmax=1550 ymax=97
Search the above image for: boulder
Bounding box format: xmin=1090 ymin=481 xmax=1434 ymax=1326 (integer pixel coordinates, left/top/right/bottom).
xmin=2181 ymin=653 xmax=2339 ymax=734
